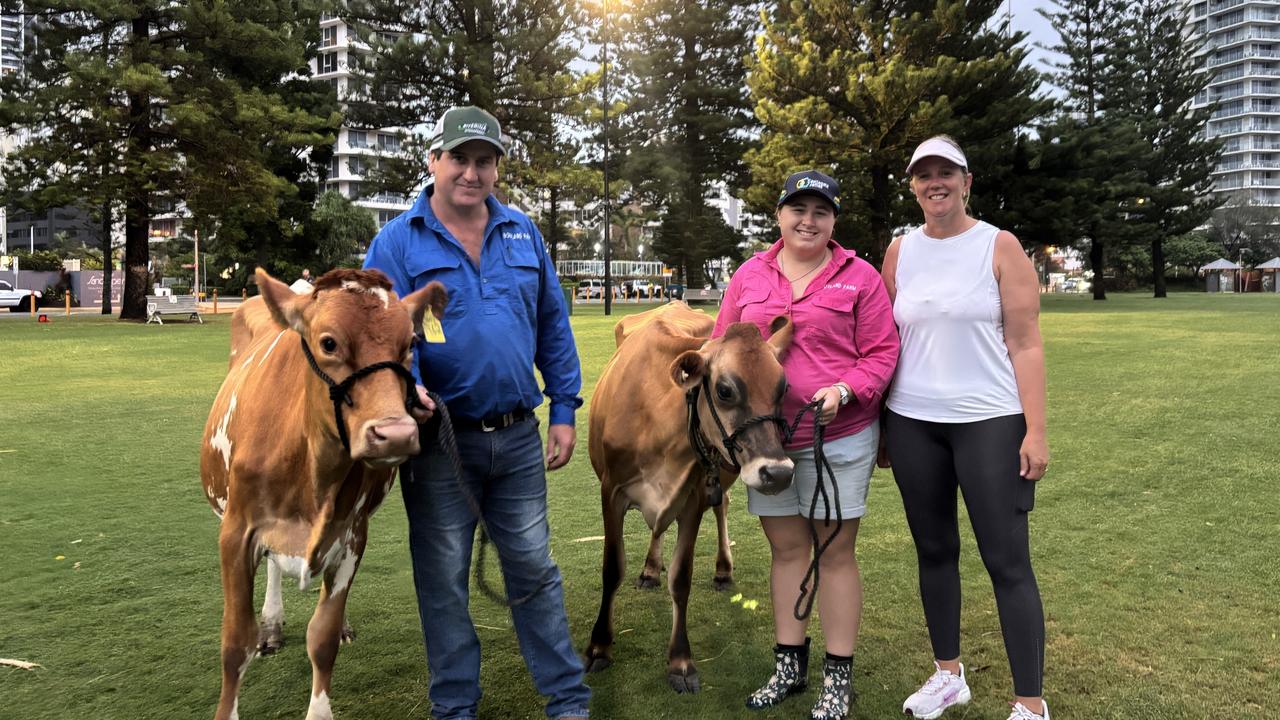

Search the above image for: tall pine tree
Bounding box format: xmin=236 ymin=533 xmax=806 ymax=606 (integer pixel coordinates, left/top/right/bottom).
xmin=746 ymin=1 xmax=1047 ymax=263
xmin=1040 ymin=0 xmax=1148 ymax=300
xmin=341 ymin=0 xmax=583 ymax=206
xmin=0 ymin=1 xmax=337 ymax=319
xmin=614 ymin=0 xmax=755 ymax=287
xmin=1103 ymin=0 xmax=1222 ymax=298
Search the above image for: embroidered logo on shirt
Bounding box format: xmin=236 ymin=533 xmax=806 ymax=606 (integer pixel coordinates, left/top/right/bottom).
xmin=823 ymin=283 xmax=858 ymax=292
xmin=502 ymin=230 xmax=533 ymax=241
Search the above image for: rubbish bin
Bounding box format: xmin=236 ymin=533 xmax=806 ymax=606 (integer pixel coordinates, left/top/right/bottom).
xmin=562 ymin=286 xmax=573 ymax=315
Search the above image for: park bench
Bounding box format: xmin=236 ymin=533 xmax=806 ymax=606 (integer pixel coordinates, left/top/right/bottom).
xmin=146 ymin=294 xmax=204 ymax=325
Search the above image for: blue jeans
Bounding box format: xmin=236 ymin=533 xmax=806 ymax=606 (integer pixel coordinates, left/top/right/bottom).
xmin=401 ymin=416 xmax=591 ymax=719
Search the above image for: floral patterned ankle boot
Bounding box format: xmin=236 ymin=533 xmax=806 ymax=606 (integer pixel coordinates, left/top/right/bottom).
xmin=745 ymin=637 xmax=810 ymax=710
xmin=810 ymin=654 xmax=853 ymax=720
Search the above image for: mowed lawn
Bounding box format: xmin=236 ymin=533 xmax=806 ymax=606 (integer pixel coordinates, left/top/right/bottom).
xmin=1 ymin=293 xmax=1277 ymax=720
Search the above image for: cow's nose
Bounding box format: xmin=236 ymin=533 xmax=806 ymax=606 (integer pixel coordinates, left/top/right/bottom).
xmin=364 ymin=417 xmax=420 ymax=457
xmin=757 ymin=462 xmax=794 ymax=494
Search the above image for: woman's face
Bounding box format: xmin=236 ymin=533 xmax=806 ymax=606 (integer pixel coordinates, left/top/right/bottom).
xmin=910 ymin=156 xmax=972 ymax=220
xmin=776 ymin=195 xmax=836 ymax=253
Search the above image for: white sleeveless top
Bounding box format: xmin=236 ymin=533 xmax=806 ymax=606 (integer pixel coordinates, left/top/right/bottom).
xmin=887 ymin=221 xmax=1022 ymax=422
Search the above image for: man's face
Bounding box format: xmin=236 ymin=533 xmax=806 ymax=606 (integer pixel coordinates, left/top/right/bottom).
xmin=428 ymin=140 xmax=500 ymax=211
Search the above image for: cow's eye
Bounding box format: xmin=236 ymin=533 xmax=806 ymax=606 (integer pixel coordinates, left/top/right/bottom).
xmin=716 ymin=382 xmax=734 ymax=402
xmin=320 ymin=336 xmax=338 ymax=354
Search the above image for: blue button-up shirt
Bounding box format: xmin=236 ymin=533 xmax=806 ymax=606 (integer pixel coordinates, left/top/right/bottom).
xmin=363 ymin=187 xmax=583 ymax=426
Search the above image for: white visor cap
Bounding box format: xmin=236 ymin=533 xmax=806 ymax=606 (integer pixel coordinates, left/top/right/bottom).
xmin=906 ymin=138 xmax=969 ymax=175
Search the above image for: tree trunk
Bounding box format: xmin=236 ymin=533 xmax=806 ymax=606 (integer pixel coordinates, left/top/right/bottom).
xmin=1090 ymin=236 xmax=1107 ymax=301
xmin=869 ymin=163 xmax=893 ymax=263
xmin=1152 ymin=236 xmax=1166 ymax=298
xmin=100 ymin=199 xmax=113 ymax=315
xmin=120 ymin=14 xmax=152 ymax=321
xmin=548 ymin=185 xmax=560 ymax=266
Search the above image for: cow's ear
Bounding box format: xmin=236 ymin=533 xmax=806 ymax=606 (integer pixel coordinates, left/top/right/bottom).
xmin=402 ymin=281 xmax=448 ymax=336
xmin=669 ymin=349 xmax=706 ymax=391
xmin=257 ymin=268 xmax=306 ymax=332
xmin=766 ymin=315 xmax=794 ymax=358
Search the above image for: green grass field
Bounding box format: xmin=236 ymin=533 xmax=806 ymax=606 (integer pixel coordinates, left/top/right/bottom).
xmin=2 ymin=294 xmax=1277 ymax=719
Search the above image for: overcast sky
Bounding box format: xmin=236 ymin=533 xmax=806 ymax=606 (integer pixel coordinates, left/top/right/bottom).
xmin=1006 ymin=0 xmax=1063 ymax=81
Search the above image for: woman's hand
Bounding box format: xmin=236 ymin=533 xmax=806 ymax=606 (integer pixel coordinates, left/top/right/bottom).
xmin=1020 ymin=432 xmax=1049 ymax=480
xmin=812 ymin=386 xmax=843 ymax=425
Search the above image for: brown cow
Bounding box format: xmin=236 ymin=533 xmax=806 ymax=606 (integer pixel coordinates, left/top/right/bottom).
xmin=200 ymin=268 xmax=445 ymax=720
xmin=584 ymin=301 xmax=795 ymax=693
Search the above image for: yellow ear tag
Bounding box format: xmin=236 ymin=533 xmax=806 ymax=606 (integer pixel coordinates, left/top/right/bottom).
xmin=421 ymin=313 xmax=446 ymax=343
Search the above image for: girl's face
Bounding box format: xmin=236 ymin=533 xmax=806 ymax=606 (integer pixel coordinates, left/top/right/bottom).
xmin=776 ymin=196 xmax=836 ymax=253
xmin=909 ymin=156 xmax=972 ymax=220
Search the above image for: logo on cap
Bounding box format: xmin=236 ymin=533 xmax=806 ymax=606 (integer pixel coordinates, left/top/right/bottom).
xmin=458 ymin=122 xmax=490 ymax=135
xmin=796 ymin=178 xmax=830 ymax=191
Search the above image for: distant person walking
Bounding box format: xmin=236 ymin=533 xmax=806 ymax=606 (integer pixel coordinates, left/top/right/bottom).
xmin=881 ymin=136 xmax=1050 ymax=720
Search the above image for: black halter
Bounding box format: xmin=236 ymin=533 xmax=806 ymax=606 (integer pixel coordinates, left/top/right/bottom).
xmin=298 ymin=337 xmax=422 ymax=453
xmin=685 ymin=374 xmax=787 ymax=507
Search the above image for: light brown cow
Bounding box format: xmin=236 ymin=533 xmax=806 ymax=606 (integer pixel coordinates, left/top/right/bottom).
xmin=200 ymin=268 xmax=445 ymax=720
xmin=584 ymin=301 xmax=795 ymax=693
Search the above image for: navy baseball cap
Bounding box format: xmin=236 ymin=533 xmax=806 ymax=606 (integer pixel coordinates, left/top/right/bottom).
xmin=776 ymin=170 xmax=841 ymax=214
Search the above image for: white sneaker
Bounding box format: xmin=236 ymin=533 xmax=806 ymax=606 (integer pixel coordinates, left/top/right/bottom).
xmin=1007 ymin=700 xmax=1049 ymax=720
xmin=902 ymin=662 xmax=972 ymax=719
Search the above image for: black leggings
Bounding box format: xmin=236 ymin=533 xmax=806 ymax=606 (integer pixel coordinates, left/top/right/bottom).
xmin=886 ymin=410 xmax=1044 ymax=697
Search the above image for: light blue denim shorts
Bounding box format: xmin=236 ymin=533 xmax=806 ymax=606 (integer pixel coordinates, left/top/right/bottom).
xmin=746 ymin=423 xmax=879 ymax=519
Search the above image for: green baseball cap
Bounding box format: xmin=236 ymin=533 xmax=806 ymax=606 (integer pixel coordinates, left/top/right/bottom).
xmin=430 ymin=106 xmax=506 ymax=156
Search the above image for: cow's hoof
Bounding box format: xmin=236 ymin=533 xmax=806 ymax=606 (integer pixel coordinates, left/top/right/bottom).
xmin=583 ymin=651 xmax=613 ymax=674
xmin=636 ymin=572 xmax=661 ymax=590
xmin=257 ymin=623 xmax=284 ymax=655
xmin=339 ymin=623 xmax=356 ymax=644
xmin=712 ymin=574 xmax=734 ymax=591
xmin=667 ymin=668 xmax=701 ymax=694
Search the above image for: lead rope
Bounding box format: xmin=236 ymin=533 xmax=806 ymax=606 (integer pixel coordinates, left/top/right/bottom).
xmin=784 ymin=398 xmax=841 ymax=622
xmin=404 ymin=391 xmax=554 ymax=608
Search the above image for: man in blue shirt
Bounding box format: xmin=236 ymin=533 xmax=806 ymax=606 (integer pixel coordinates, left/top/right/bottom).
xmin=364 ymin=105 xmax=590 ymax=720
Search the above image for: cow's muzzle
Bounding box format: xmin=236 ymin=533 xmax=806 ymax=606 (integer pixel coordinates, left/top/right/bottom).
xmin=355 ymin=416 xmax=420 ymax=466
xmin=739 ymin=456 xmax=795 ymax=495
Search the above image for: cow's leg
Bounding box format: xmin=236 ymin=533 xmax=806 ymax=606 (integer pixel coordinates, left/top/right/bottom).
xmin=258 ymin=554 xmax=285 ymax=654
xmin=304 ymin=535 xmax=365 ymax=720
xmin=215 ymin=524 xmax=261 ymax=720
xmin=711 ymin=490 xmax=734 ymax=591
xmin=637 ymin=531 xmax=663 ymax=589
xmin=666 ymin=498 xmax=705 ymax=693
xmin=584 ymin=485 xmax=628 ymax=673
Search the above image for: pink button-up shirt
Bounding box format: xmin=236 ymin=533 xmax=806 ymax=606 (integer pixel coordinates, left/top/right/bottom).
xmin=713 ymin=239 xmax=899 ymax=449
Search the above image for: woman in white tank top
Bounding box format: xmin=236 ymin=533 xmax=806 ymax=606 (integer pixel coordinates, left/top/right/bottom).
xmin=881 ymin=136 xmax=1051 ymax=720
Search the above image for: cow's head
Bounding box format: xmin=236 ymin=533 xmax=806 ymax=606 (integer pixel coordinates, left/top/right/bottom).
xmin=670 ymin=316 xmax=795 ymax=495
xmin=257 ymin=267 xmax=448 ymax=467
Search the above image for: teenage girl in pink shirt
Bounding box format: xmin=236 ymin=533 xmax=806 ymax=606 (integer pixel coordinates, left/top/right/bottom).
xmin=713 ymin=170 xmax=899 ymax=720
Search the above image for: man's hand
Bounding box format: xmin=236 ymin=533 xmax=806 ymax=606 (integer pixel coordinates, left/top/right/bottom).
xmin=410 ymin=385 xmax=436 ymax=424
xmin=545 ymin=423 xmax=576 ymax=470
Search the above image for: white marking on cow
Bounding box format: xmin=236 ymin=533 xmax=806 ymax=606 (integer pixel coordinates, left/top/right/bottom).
xmin=331 ymin=547 xmax=359 ymax=595
xmin=270 ymin=553 xmax=316 ymax=591
xmin=210 ymin=394 xmax=238 ymax=471
xmin=215 ymin=496 xmax=227 ymax=516
xmin=355 ymin=493 xmax=367 ymax=513
xmin=261 ymin=557 xmax=284 ymax=627
xmin=342 ymin=280 xmax=389 ymax=308
xmin=237 ymin=350 xmax=257 ymax=370
xmin=306 ymin=690 xmax=333 ymax=720
xmin=229 ymin=698 xmax=238 ymax=720
xmin=258 ymin=330 xmax=287 ymax=366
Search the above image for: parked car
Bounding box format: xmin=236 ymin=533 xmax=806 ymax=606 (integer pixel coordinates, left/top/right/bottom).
xmin=0 ymin=280 xmax=41 ymax=312
xmin=630 ymin=279 xmax=653 ymax=296
xmin=577 ymin=279 xmax=603 ymax=299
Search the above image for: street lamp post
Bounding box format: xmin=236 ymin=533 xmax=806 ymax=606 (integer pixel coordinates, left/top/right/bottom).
xmin=602 ymin=0 xmax=613 ymax=315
